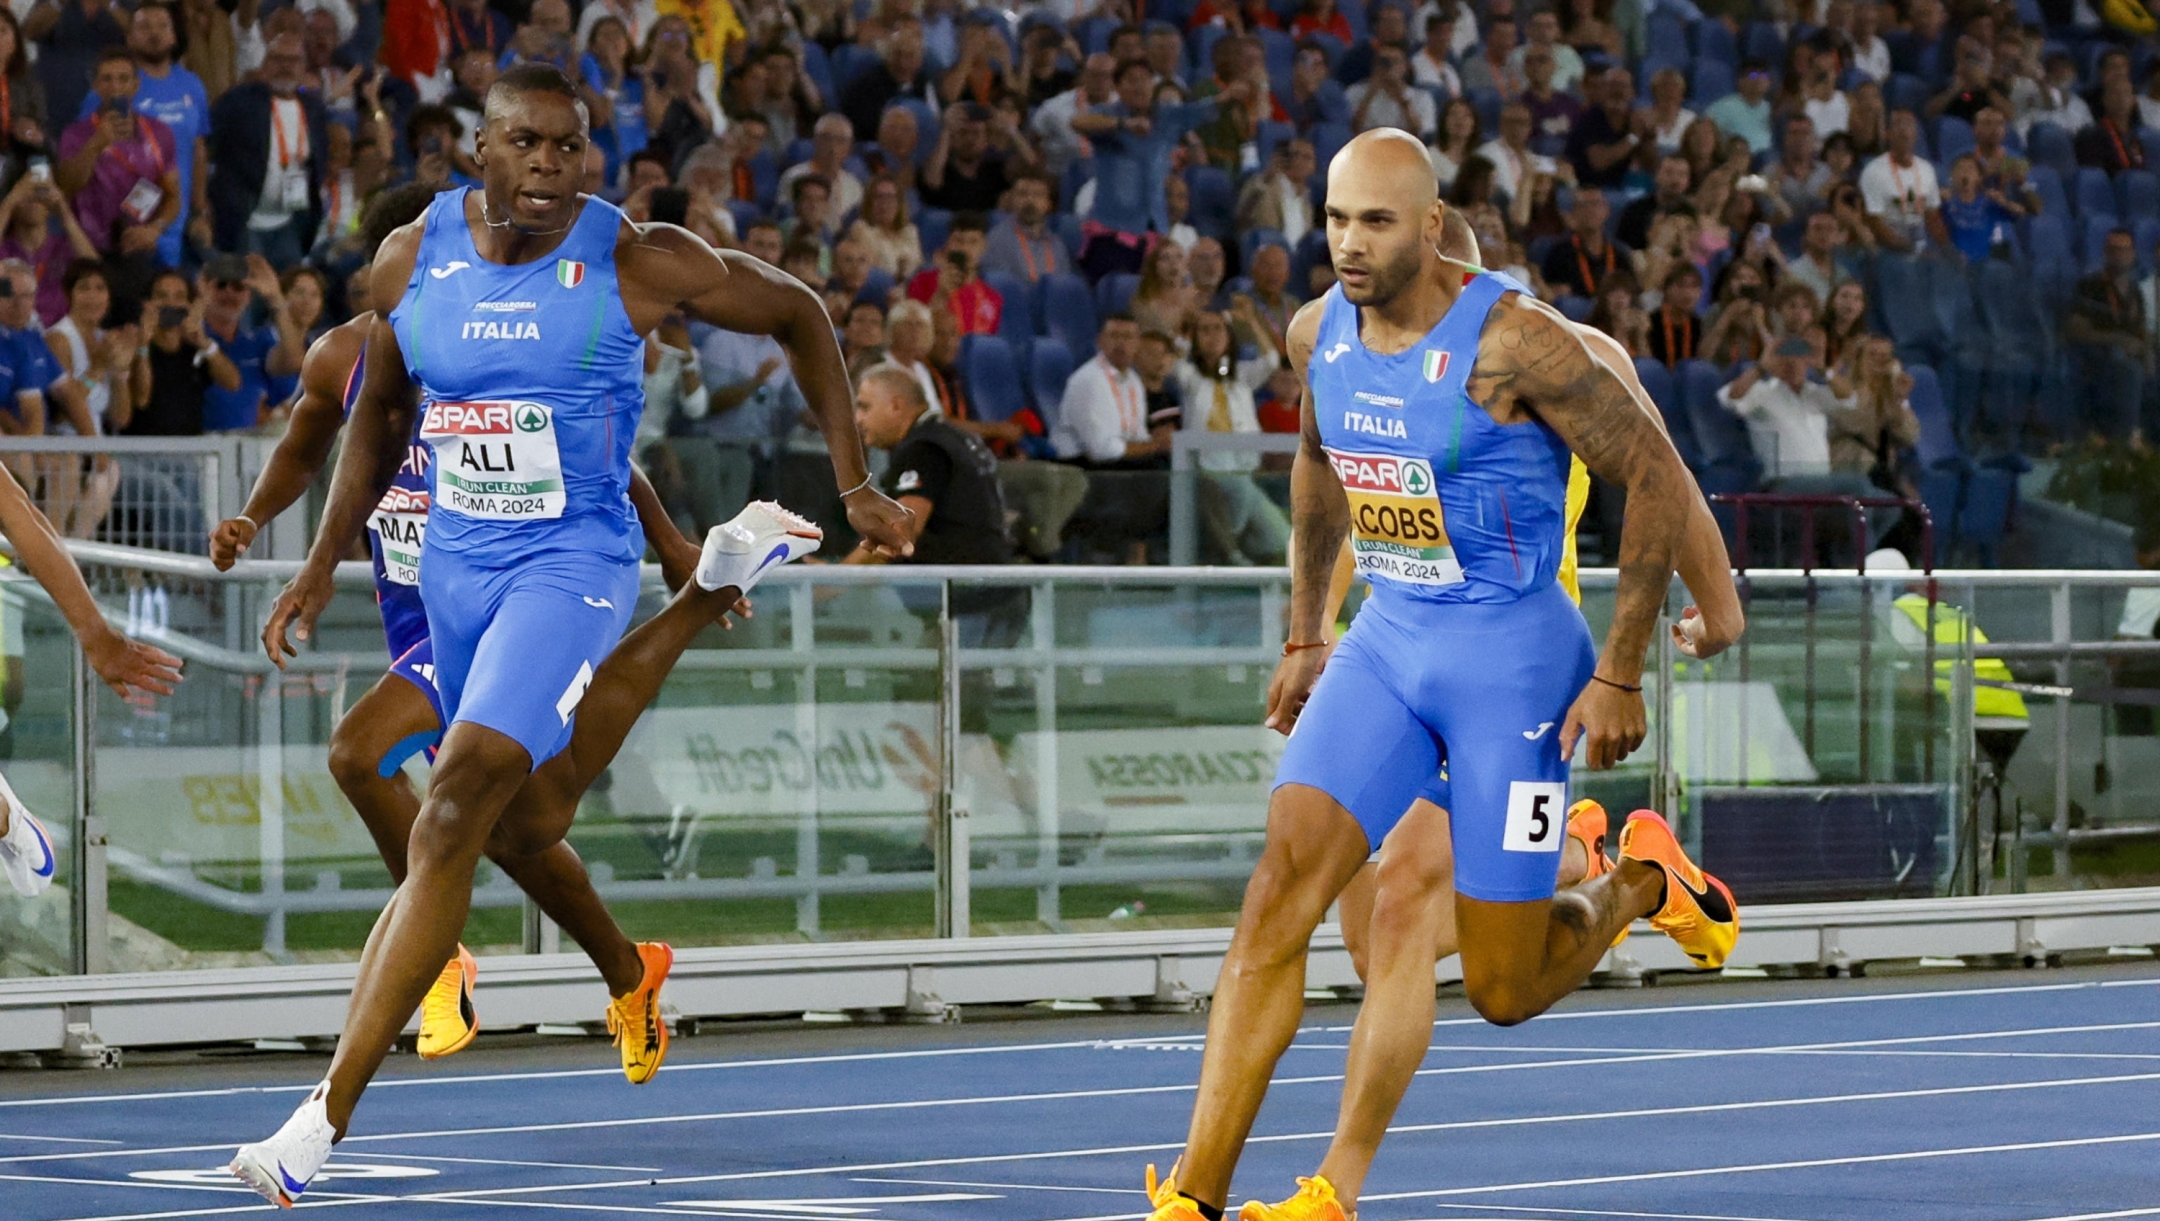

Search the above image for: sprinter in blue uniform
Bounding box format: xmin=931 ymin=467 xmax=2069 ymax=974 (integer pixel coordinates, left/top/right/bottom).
xmin=228 ymin=64 xmax=911 ymax=1206
xmin=1140 ymin=130 xmax=1742 ymax=1221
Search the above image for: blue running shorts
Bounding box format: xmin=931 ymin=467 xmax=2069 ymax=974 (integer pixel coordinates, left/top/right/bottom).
xmin=379 ymin=637 xmax=447 ymax=777
xmin=1274 ymin=580 xmax=1597 ymax=903
xmin=379 ymin=583 xmax=430 ymax=664
xmin=418 ymin=546 xmax=639 ymax=770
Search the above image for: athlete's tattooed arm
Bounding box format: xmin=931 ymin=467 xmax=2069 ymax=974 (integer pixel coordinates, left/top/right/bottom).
xmin=1468 ymin=294 xmax=1693 ymax=768
xmin=263 ymin=227 xmax=427 ymax=667
xmin=618 ymin=224 xmax=913 ymax=558
xmin=1267 ymin=299 xmax=1347 ymax=734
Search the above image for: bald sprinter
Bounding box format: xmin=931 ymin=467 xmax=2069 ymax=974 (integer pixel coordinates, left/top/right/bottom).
xmin=1139 ymin=129 xmax=1742 ymax=1221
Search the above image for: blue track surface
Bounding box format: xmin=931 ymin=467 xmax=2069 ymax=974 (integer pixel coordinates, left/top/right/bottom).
xmin=5 ymin=964 xmax=2159 ymax=1220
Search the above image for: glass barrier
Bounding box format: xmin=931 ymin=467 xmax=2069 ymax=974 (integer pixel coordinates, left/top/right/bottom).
xmin=0 ymin=571 xmax=80 ymax=977
xmin=31 ymin=544 xmax=2160 ymax=972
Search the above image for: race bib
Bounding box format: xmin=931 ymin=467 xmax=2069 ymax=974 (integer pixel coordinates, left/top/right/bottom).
xmin=367 ymin=485 xmax=429 ymax=585
xmin=1327 ymin=447 xmax=1464 ymax=587
xmin=418 ymin=399 xmax=565 ymax=521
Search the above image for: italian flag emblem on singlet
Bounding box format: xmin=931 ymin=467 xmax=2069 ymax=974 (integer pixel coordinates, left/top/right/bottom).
xmin=557 ymin=260 xmax=585 ymax=288
xmin=1423 ymin=350 xmax=1448 ymax=382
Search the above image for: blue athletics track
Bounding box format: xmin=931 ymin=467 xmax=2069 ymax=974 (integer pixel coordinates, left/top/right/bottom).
xmin=4 ymin=962 xmax=2158 ymax=1221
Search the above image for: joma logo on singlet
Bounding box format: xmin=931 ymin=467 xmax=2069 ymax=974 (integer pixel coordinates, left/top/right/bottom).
xmin=423 ymin=401 xmax=543 ymax=435
xmin=461 ymin=320 xmax=542 ymax=340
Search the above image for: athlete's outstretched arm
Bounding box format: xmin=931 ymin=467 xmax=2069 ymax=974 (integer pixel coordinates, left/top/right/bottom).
xmin=618 ymin=226 xmax=914 ymax=557
xmin=212 ymin=324 xmax=365 ymax=570
xmin=1469 ymin=295 xmax=1692 ymax=769
xmin=1575 ymin=326 xmax=1743 ymax=658
xmin=262 ymin=229 xmax=425 ymax=667
xmin=0 ymin=463 xmax=182 ymax=696
xmin=1267 ymin=299 xmax=1346 ymax=734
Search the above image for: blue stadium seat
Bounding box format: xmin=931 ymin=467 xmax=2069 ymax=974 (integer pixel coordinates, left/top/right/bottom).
xmin=1059 ymin=157 xmax=1095 ymax=211
xmin=1906 ymin=366 xmax=1961 ymax=470
xmin=1256 ymin=27 xmax=1295 ymax=83
xmin=1914 ymin=466 xmax=1962 ymax=565
xmin=1188 ymin=23 xmax=1228 ymax=80
xmin=1028 ymin=336 xmax=1076 ymax=430
xmin=1933 ymin=116 xmax=1975 ymax=166
xmin=2118 ymin=170 xmax=2160 ymax=222
xmin=1886 ymin=73 xmax=1929 ymax=117
xmin=748 ymin=152 xmax=779 ymax=210
xmin=1679 ymin=360 xmax=1759 ymax=478
xmin=1095 ymin=273 xmax=1140 ymax=318
xmin=725 ymin=198 xmax=763 ymax=234
xmin=1256 ymin=119 xmax=1296 ymax=165
xmin=2026 ymin=210 xmax=2072 ymax=264
xmin=2082 ymin=213 xmax=2121 ymax=272
xmin=1187 ymin=164 xmax=1235 ymax=240
xmin=1555 ymin=294 xmax=1593 ymax=322
xmin=2074 ymin=167 xmax=2115 ymax=218
xmin=1041 ymin=273 xmax=1098 ymax=362
xmin=1077 ymin=15 xmax=1115 ymax=55
xmin=1052 ymin=213 xmax=1084 ymax=260
xmin=1311 ymin=122 xmax=1354 ymax=173
xmin=1873 ymin=254 xmax=1945 ymax=361
xmin=962 ymin=336 xmax=1026 ymax=424
xmin=800 ymin=43 xmax=835 ymax=109
xmin=2027 ymin=165 xmax=2069 ymax=223
xmin=1693 ymin=19 xmax=1737 ymax=66
xmin=2144 ymin=130 xmax=2160 ymax=176
xmin=1647 ymin=11 xmax=1692 ymax=64
xmin=981 ymin=271 xmax=1033 ymax=348
xmin=915 ymin=207 xmax=952 ymax=260
xmin=831 ymin=43 xmax=879 ymax=91
xmin=856 ymin=266 xmax=894 ymax=306
xmin=1959 ymin=466 xmax=2018 ymax=566
xmin=1291 ymin=228 xmax=1332 ymax=294
xmin=1634 ymin=358 xmax=1698 ymax=468
xmin=2137 ymin=217 xmax=2160 ymax=276
xmin=1740 ymin=21 xmax=1784 ymax=67
xmin=1468 ymin=87 xmax=1502 ymax=135
xmin=1690 ymin=59 xmax=1734 ymax=106
xmin=1972 ymin=260 xmax=2048 ymax=439
xmin=783 ymin=138 xmax=815 ymax=168
xmin=2027 ymin=122 xmax=2076 ymax=180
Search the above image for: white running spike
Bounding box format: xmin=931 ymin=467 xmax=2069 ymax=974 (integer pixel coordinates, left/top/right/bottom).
xmin=695 ymin=501 xmax=825 ymax=596
xmin=0 ymin=771 xmax=55 ymax=897
xmin=228 ymin=1080 xmax=336 ymax=1209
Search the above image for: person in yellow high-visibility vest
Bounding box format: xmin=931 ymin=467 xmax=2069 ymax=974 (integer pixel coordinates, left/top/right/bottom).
xmin=1866 ymin=548 xmax=2029 ymax=768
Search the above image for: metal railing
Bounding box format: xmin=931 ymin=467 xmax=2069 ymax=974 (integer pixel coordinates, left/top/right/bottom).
xmin=6 ymin=538 xmax=2159 ymax=980
xmin=0 ymin=436 xmax=316 ymax=560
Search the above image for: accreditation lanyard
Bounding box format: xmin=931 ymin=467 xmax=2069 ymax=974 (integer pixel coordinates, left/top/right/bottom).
xmin=1572 ymin=234 xmax=1613 ymax=294
xmin=1100 ymin=358 xmax=1142 ymax=437
xmin=1660 ymin=309 xmax=1693 ymax=365
xmin=271 ymin=99 xmax=307 ymax=171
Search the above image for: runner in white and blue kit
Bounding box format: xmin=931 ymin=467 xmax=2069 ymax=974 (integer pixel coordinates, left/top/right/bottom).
xmin=229 ymin=65 xmax=912 ymax=1206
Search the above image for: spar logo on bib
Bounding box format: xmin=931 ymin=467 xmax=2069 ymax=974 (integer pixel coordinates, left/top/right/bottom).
xmin=417 ymin=399 xmax=567 ymax=522
xmin=368 ymin=486 xmax=431 ymax=586
xmin=1327 ymin=447 xmax=1464 ymax=587
xmin=557 ymin=260 xmax=585 ymax=288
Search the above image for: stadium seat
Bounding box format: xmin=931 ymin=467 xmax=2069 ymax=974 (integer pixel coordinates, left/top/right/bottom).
xmin=1095 ymin=273 xmax=1140 ymax=318
xmin=1886 ymin=74 xmax=1929 ymax=117
xmin=2144 ymin=129 xmax=2160 ymax=176
xmin=2073 ymin=167 xmax=2114 ymax=218
xmin=1052 ymin=213 xmax=1084 ymax=260
xmin=1256 ymin=27 xmax=1295 ymax=84
xmin=1028 ymin=336 xmax=1076 ymax=431
xmin=1468 ymin=87 xmax=1502 ymax=135
xmin=1647 ymin=12 xmax=1691 ymax=64
xmin=1690 ymin=59 xmax=1734 ymax=108
xmin=1555 ymin=294 xmax=1593 ymax=322
xmin=962 ymin=336 xmax=1026 ymax=424
xmin=831 ymin=43 xmax=879 ymax=91
xmin=1040 ymin=273 xmax=1098 ymax=363
xmin=2136 ymin=218 xmax=2160 ymax=276
xmin=725 ymin=198 xmax=762 ymax=234
xmin=1679 ymin=360 xmax=1758 ymax=477
xmin=2082 ymin=213 xmax=2121 ymax=272
xmin=1693 ymin=19 xmax=1737 ymax=66
xmin=1958 ymin=465 xmax=2018 ymax=566
xmin=2025 ymin=210 xmax=2072 ymax=264
xmin=1311 ymin=122 xmax=1354 ymax=173
xmin=1906 ymin=366 xmax=1961 ymax=470
xmin=1914 ymin=466 xmax=1962 ymax=564
xmin=2026 ymin=122 xmax=2076 ymax=179
xmin=1076 ymin=15 xmax=1114 ymax=55
xmin=2118 ymin=170 xmax=2160 ymax=222
xmin=1187 ymin=164 xmax=1235 ymax=240
xmin=1188 ymin=23 xmax=1228 ymax=80
xmin=1255 ymin=119 xmax=1296 ymax=165
xmin=1933 ymin=116 xmax=1975 ymax=166
xmin=981 ymin=271 xmax=1033 ymax=348
xmin=1633 ymin=358 xmax=1700 ymax=469
xmin=1290 ymin=227 xmax=1332 ymax=290
xmin=2027 ymin=165 xmax=2069 ymax=223
xmin=1059 ymin=158 xmax=1095 ymax=212
xmin=1873 ymin=254 xmax=1945 ymax=363
xmin=1740 ymin=22 xmax=1784 ymax=67
xmin=800 ymin=42 xmax=835 ymax=105
xmin=783 ymin=138 xmax=815 ymax=169
xmin=1972 ymin=261 xmax=2047 ymax=440
xmin=915 ymin=208 xmax=952 ymax=260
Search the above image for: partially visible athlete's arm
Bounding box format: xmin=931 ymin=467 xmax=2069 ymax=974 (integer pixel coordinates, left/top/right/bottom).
xmin=1321 ymin=539 xmax=1358 ymax=640
xmin=0 ymin=462 xmax=183 ymax=695
xmin=211 ymin=322 xmax=364 ymax=570
xmin=618 ymin=226 xmax=913 ymax=557
xmin=1470 ymin=295 xmax=1692 ymax=768
xmin=1268 ymin=300 xmax=1348 ymax=734
xmin=262 ymin=229 xmax=424 ymax=664
xmin=1576 ymin=326 xmax=1744 ymax=657
xmin=626 ymin=465 xmax=701 ymax=591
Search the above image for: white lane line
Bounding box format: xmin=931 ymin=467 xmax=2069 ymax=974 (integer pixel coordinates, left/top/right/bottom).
xmin=379 ymin=1070 xmax=2160 ymax=1205
xmin=11 ymin=974 xmax=2154 ymax=1113
xmin=44 ymin=1197 xmax=397 ymax=1221
xmin=358 ymin=1152 xmax=665 ymax=1173
xmin=851 ymin=1177 xmax=1142 ymax=1195
xmin=2023 ymin=1210 xmax=2160 ymax=1221
xmin=1399 ymin=1205 xmax=1822 ymax=1221
xmin=0 ymin=1133 xmax=125 ymax=1144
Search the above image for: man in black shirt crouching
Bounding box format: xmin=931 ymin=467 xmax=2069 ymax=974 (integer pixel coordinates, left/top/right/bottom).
xmin=844 ymin=365 xmax=1026 ymax=643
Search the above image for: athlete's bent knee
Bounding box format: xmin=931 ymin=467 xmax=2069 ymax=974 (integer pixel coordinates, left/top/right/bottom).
xmin=325 ymin=729 xmax=379 ymax=795
xmin=1461 ymin=975 xmax=1542 ymax=1027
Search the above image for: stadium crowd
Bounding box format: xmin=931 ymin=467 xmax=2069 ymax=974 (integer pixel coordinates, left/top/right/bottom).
xmin=0 ymin=0 xmax=2154 ymax=564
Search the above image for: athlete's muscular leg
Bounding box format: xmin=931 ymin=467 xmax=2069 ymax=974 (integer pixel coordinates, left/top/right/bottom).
xmin=1175 ymin=784 xmax=1371 ymax=1210
xmin=325 ymin=675 xmax=434 ymax=882
xmin=487 ymin=579 xmax=751 ymax=997
xmin=1337 ymin=862 xmax=1375 ymax=983
xmin=1455 ymin=861 xmax=1662 ymax=1028
xmin=323 ymin=724 xmax=532 ymax=1137
xmin=1320 ymin=808 xmax=1592 ymax=1208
